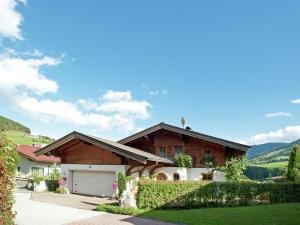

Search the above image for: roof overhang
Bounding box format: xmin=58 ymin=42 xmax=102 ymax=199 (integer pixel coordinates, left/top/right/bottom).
xmin=35 ymin=131 xmax=173 ymax=165
xmin=118 ymin=123 xmax=250 ymax=152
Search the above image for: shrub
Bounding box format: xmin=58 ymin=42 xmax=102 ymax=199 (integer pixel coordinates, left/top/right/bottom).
xmin=118 ymin=172 xmax=126 ymax=197
xmin=175 ymin=154 xmax=193 ymax=168
xmin=56 ymin=187 xmax=68 ymax=194
xmin=96 ymin=203 xmax=146 ymax=215
xmin=215 ymin=157 xmax=247 ymax=182
xmin=0 ymin=159 xmax=15 ymax=225
xmin=0 ymin=135 xmax=18 ymax=225
xmin=287 ymin=144 xmax=300 ymax=181
xmin=47 ymin=180 xmax=59 ymax=192
xmin=31 ymin=172 xmax=46 ymax=185
xmin=136 ymin=180 xmax=300 ymax=209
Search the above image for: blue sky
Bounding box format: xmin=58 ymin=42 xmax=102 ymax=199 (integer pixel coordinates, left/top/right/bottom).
xmin=1 ymin=0 xmax=300 ymax=144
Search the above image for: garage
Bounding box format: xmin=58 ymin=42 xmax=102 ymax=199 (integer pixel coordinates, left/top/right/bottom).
xmin=72 ymin=171 xmax=116 ymax=197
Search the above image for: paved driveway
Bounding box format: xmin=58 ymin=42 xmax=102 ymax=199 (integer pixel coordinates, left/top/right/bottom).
xmin=15 ymin=192 xmax=181 ymax=225
xmin=31 ymin=192 xmax=116 ymax=210
xmin=14 ymin=193 xmax=100 ymax=225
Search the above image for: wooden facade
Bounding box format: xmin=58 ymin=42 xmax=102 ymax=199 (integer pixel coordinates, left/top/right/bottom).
xmin=123 ymin=130 xmax=244 ymax=167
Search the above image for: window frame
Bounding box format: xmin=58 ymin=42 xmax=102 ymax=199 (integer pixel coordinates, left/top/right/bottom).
xmin=174 ymin=146 xmax=184 ymax=157
xmin=158 ymin=146 xmax=167 ymax=157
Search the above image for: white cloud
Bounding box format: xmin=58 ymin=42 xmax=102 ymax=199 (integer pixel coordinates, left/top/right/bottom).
xmin=0 ymin=0 xmax=25 ymax=40
xmin=243 ymin=125 xmax=300 ymax=145
xmin=17 ymin=97 xmax=87 ymax=125
xmin=265 ymin=112 xmax=291 ymax=118
xmin=96 ymin=100 xmax=151 ymax=119
xmin=102 ymin=90 xmax=132 ymax=102
xmin=149 ymin=89 xmax=168 ymax=96
xmin=0 ymin=48 xmax=152 ymax=132
xmin=0 ymin=53 xmax=60 ymax=96
xmin=78 ymin=99 xmax=98 ymax=111
xmin=0 ymin=3 xmax=152 ymax=133
xmin=291 ymin=99 xmax=300 ymax=104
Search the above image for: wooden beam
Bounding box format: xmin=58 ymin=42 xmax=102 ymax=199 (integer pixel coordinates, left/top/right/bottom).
xmin=139 ymin=164 xmax=157 ymax=177
xmin=56 ymin=139 xmax=81 ymax=154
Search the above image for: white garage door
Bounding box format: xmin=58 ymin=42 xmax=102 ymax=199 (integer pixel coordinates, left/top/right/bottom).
xmin=73 ymin=171 xmax=116 ymax=197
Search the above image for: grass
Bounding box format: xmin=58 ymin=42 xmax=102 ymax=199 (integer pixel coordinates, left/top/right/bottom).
xmin=139 ymin=203 xmax=300 ymax=225
xmin=96 ymin=203 xmax=146 ymax=215
xmin=2 ymin=131 xmax=51 ymax=145
xmin=253 ymin=161 xmax=288 ymax=169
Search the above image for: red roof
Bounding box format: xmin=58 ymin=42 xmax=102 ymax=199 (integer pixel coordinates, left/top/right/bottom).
xmin=17 ymin=145 xmax=60 ymax=163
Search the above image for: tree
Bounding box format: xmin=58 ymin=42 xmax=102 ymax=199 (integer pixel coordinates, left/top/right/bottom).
xmin=287 ymin=144 xmax=300 ymax=182
xmin=214 ymin=157 xmax=247 ymax=182
xmin=181 ymin=117 xmax=186 ymax=128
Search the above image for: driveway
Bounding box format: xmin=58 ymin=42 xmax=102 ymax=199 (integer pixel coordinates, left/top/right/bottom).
xmin=15 ymin=192 xmax=180 ymax=225
xmin=14 ymin=193 xmax=101 ymax=225
xmin=31 ymin=191 xmax=116 ymax=210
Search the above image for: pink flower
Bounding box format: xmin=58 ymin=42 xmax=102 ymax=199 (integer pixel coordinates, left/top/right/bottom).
xmin=112 ymin=182 xmax=118 ymax=190
xmin=58 ymin=178 xmax=66 ymax=185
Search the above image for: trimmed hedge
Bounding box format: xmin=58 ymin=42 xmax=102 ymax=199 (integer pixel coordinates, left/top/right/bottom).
xmin=137 ymin=181 xmax=300 ymax=209
xmin=46 ymin=180 xmax=59 ymax=192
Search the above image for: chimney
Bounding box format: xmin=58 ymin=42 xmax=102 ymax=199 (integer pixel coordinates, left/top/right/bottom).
xmin=185 ymin=126 xmax=192 ymax=131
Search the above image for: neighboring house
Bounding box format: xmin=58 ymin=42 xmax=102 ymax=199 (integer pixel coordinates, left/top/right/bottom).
xmin=17 ymin=145 xmax=60 ymax=175
xmin=35 ymin=122 xmax=249 ymax=197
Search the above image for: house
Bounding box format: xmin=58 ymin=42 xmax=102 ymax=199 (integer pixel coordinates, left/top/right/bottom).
xmin=34 ymin=122 xmax=249 ymax=197
xmin=17 ymin=144 xmax=60 ymax=175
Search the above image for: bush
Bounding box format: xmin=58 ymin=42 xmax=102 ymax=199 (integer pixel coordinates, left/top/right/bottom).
xmin=47 ymin=180 xmax=59 ymax=192
xmin=56 ymin=187 xmax=68 ymax=194
xmin=175 ymin=154 xmax=193 ymax=168
xmin=31 ymin=172 xmax=46 ymax=185
xmin=0 ymin=159 xmax=15 ymax=225
xmin=96 ymin=203 xmax=146 ymax=215
xmin=0 ymin=135 xmax=18 ymax=225
xmin=136 ymin=180 xmax=300 ymax=209
xmin=215 ymin=157 xmax=247 ymax=182
xmin=118 ymin=172 xmax=126 ymax=197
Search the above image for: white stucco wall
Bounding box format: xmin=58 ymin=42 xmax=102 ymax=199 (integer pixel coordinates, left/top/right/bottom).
xmin=18 ymin=156 xmax=60 ymax=176
xmin=153 ymin=167 xmax=225 ymax=182
xmin=60 ymin=164 xmax=126 ymax=192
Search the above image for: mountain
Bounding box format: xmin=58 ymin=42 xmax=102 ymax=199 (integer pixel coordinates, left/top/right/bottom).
xmin=0 ymin=115 xmax=54 ymax=145
xmin=249 ymin=139 xmax=300 ymax=168
xmin=248 ymin=142 xmax=288 ymax=159
xmin=0 ymin=115 xmax=31 ymax=134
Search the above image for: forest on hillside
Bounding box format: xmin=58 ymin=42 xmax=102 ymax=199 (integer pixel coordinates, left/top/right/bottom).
xmin=0 ymin=116 xmax=31 ymax=134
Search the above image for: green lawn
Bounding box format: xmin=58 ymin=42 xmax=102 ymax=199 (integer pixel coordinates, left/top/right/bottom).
xmin=139 ymin=203 xmax=300 ymax=225
xmin=2 ymin=131 xmax=49 ymax=145
xmin=253 ymin=161 xmax=288 ymax=169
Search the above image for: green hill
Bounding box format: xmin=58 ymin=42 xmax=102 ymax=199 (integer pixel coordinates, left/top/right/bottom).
xmin=2 ymin=131 xmax=54 ymax=145
xmin=0 ymin=116 xmax=54 ymax=145
xmin=249 ymin=139 xmax=300 ymax=169
xmin=0 ymin=116 xmax=31 ymax=134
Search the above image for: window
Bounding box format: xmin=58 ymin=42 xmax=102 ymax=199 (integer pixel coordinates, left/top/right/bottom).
xmin=174 ymin=146 xmax=183 ymax=156
xmin=204 ymin=149 xmax=212 ymax=158
xmin=156 ymin=173 xmax=167 ymax=181
xmin=31 ymin=167 xmax=42 ymax=173
xmin=31 ymin=167 xmax=41 ymax=171
xmin=159 ymin=146 xmax=167 ymax=157
xmin=173 ymin=173 xmax=180 ymax=181
xmin=202 ymin=173 xmax=213 ymax=180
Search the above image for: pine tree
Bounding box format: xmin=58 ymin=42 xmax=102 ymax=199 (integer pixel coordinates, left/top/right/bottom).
xmin=287 ymin=144 xmax=300 ymax=181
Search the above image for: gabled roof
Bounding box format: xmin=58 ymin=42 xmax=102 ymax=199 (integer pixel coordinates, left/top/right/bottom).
xmin=17 ymin=145 xmax=60 ymax=163
xmin=34 ymin=131 xmax=173 ymax=164
xmin=118 ymin=122 xmax=250 ymax=151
